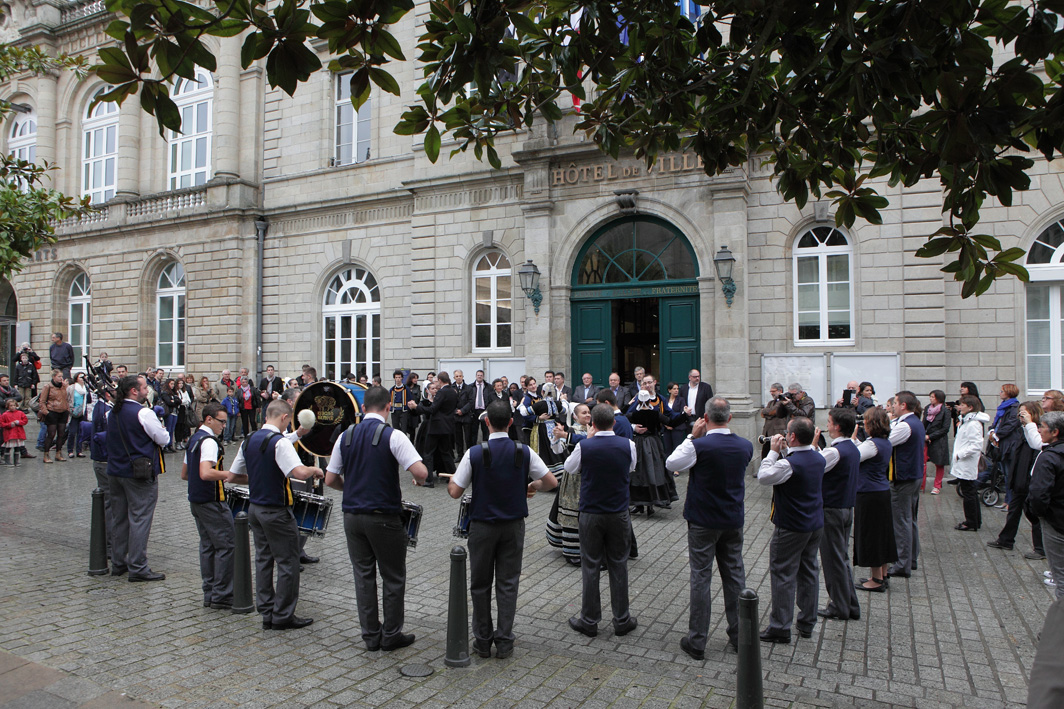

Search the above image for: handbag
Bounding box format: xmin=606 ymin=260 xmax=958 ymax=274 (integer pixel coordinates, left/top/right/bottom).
xmin=29 ymin=395 xmax=39 ymax=414
xmin=116 ymin=407 xmax=156 ymax=481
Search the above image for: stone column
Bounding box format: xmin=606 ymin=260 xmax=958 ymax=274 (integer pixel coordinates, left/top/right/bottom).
xmin=115 ymin=98 xmax=141 ymax=198
xmin=35 ymin=71 xmax=57 ymax=171
xmin=212 ymin=37 xmax=241 ymax=179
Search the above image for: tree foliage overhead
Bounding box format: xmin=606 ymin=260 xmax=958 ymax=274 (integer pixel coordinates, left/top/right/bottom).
xmin=0 ymin=46 xmax=91 ymax=279
xmin=97 ymin=0 xmax=1064 ymax=296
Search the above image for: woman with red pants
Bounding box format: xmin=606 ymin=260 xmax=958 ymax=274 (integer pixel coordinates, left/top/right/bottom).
xmin=923 ymin=390 xmax=951 ymax=494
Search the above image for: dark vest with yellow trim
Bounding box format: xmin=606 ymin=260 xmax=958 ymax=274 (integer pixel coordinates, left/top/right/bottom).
xmin=771 ymin=448 xmax=825 ymax=533
xmin=245 ymin=429 xmax=291 ymax=507
xmin=187 ymin=428 xmax=225 ymax=503
xmin=890 ymin=415 xmax=926 ymax=483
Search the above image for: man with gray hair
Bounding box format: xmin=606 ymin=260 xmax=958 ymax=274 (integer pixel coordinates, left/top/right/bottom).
xmin=665 ymin=397 xmax=753 ymax=658
xmin=781 ymin=382 xmax=815 ymax=421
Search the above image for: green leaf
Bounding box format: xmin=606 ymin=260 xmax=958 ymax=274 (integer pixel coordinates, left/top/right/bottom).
xmin=368 ymin=67 xmax=401 ymax=96
xmin=424 ymin=123 xmax=441 ymax=162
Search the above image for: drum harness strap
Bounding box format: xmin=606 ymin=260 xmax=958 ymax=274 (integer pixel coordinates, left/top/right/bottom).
xmin=340 ymin=421 xmax=388 ymax=452
xmin=241 ymin=430 xmax=282 ymax=458
xmin=478 ymin=441 xmax=525 ymax=470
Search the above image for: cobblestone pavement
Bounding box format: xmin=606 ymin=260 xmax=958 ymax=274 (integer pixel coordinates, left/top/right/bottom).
xmin=0 ymin=427 xmax=1051 ymax=708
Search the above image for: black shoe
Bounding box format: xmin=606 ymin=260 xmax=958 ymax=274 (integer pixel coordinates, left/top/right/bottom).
xmin=129 ymin=571 xmax=165 ymax=582
xmin=797 ymin=626 xmax=813 ymax=639
xmin=817 ymin=607 xmax=845 ymax=620
xmin=725 ymin=639 xmax=738 ymax=654
xmin=646 ymin=507 xmax=655 ymax=518
xmin=423 ymin=482 xmax=435 ymax=488
xmin=472 ymin=641 xmax=492 ymax=658
xmin=365 ymin=640 xmax=381 ymax=651
xmin=987 ymin=540 xmax=1013 ymax=550
xmin=679 ymin=636 xmax=704 ymax=661
xmin=1025 ymin=550 xmax=1048 ymax=560
xmin=495 ymin=646 xmax=513 ymax=659
xmin=855 ymin=578 xmax=886 ymax=592
xmin=19 ymin=451 xmax=34 ymax=459
xmin=270 ymin=616 xmax=314 ymax=630
xmin=946 ymin=478 xmax=960 ymax=485
xmin=299 ymin=555 xmax=320 ymax=564
xmin=568 ymin=616 xmax=598 ymax=637
xmin=955 ymin=523 xmax=978 ymax=531
xmin=850 ymin=609 xmax=861 ymax=621
xmin=381 ymin=633 xmax=416 ymax=651
xmin=613 ymin=617 xmax=638 ymax=636
xmin=111 ymin=566 xmax=128 ymax=576
xmin=759 ymin=629 xmax=791 ymax=644
xmin=262 ymin=619 xmax=273 ymax=630
xmin=911 ymin=561 xmax=917 ymax=571
xmin=630 ymin=506 xmax=644 ymax=515
xmin=887 ymin=567 xmax=910 ymax=578
xmin=203 ymin=599 xmax=212 ymax=608
xmin=565 ymin=556 xmax=582 ymax=567
xmin=211 ymin=601 xmax=233 ymax=611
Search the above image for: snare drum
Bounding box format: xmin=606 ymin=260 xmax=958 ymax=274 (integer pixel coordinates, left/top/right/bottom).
xmin=224 ymin=485 xmax=250 ymax=518
xmin=453 ymin=493 xmax=472 ymax=539
xmin=292 ymin=491 xmax=333 ymax=537
xmin=399 ymin=500 xmax=423 ymax=548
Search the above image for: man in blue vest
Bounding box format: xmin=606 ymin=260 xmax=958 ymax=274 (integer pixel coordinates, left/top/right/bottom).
xmin=448 ymin=400 xmax=558 ymax=658
xmin=888 ymin=391 xmax=926 ymax=578
xmin=758 ymin=416 xmax=826 ymax=643
xmin=325 ymin=386 xmax=427 ymax=650
xmin=594 ymin=388 xmax=637 ymax=558
xmin=565 ymin=404 xmax=639 ymax=638
xmin=106 ymin=374 xmax=171 ymax=581
xmin=666 ymin=396 xmax=752 ymax=659
xmin=816 ymin=407 xmax=862 ymax=622
xmin=181 ymin=402 xmax=240 ymax=609
xmin=229 ymin=399 xmax=324 ymax=630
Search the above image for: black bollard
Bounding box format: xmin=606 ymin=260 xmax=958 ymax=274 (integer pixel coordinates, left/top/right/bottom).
xmin=232 ymin=512 xmax=255 ymax=614
xmin=736 ymin=588 xmax=764 ymax=709
xmin=445 ymin=545 xmax=471 ymax=667
xmin=88 ymin=488 xmax=109 ymax=576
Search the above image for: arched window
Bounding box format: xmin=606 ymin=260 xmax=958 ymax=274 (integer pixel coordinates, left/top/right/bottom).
xmin=82 ymin=87 xmax=118 ymax=204
xmin=335 ymin=73 xmax=371 ymax=165
xmin=68 ymin=272 xmax=90 ymax=368
xmin=793 ymin=225 xmax=853 ymax=343
xmin=473 ymin=251 xmax=512 ymax=352
xmin=575 ymin=216 xmax=697 ymax=285
xmin=322 ymin=267 xmax=380 ymax=380
xmin=156 ymin=262 xmax=186 ymax=369
xmin=168 ymin=70 xmax=213 ymax=189
xmin=1024 ymin=218 xmax=1064 ymax=393
xmin=9 ymin=109 xmax=36 ymax=163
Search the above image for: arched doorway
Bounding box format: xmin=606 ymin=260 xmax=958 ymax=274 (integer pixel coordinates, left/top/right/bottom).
xmin=570 ymin=216 xmax=700 ymax=388
xmin=0 ymin=279 xmax=17 ymax=376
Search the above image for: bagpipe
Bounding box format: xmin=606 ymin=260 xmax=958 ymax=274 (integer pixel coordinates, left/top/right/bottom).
xmin=82 ymin=354 xmax=115 ymax=399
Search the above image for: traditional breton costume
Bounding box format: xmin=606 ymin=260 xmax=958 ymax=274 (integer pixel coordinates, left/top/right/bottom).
xmin=519 ymin=384 xmax=568 ymax=473
xmin=626 ymin=391 xmax=680 ymax=514
xmin=389 ymin=383 xmax=409 ymax=432
xmin=546 ymin=422 xmax=588 ymax=565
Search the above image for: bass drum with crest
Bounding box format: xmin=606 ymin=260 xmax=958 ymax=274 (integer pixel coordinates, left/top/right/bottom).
xmin=292 ymin=380 xmax=362 ymax=458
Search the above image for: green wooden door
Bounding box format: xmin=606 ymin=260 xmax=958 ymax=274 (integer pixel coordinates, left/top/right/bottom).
xmin=660 ymin=297 xmax=699 ymax=387
xmin=571 ymin=300 xmax=611 ymax=387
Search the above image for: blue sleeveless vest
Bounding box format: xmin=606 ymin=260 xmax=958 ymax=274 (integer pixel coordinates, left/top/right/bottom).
xmin=340 ymin=421 xmax=402 ymax=514
xmin=823 ymin=439 xmax=860 ymax=509
xmin=771 ymin=448 xmax=825 ymax=532
xmin=578 ymin=435 xmax=632 ymax=514
xmin=469 ymin=438 xmax=530 ymax=522
xmin=187 ymin=428 xmax=225 ymax=504
xmin=684 ymin=433 xmax=752 ymax=530
xmin=245 ymin=429 xmax=291 ymax=507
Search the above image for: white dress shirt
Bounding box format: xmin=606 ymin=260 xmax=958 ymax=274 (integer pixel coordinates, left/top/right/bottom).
xmin=687 ymin=386 xmax=698 ymax=412
xmin=819 ymin=436 xmax=849 ymax=472
xmin=563 ymin=431 xmax=637 ymax=474
xmin=757 ymin=444 xmax=816 ymax=485
xmin=889 ymin=412 xmax=914 ymax=447
xmin=108 ymin=399 xmax=171 ymax=447
xmin=451 ymin=432 xmax=549 ymax=488
xmin=326 ymin=413 xmax=422 ymax=475
xmin=229 ymin=424 xmax=303 ymax=476
xmin=665 ymin=427 xmax=731 ymax=472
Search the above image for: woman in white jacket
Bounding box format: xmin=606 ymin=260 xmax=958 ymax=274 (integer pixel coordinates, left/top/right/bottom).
xmin=952 ymin=395 xmax=991 ymax=531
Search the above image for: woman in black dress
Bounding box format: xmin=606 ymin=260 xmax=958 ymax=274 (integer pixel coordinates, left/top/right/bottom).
xmin=626 ymin=374 xmax=681 ymax=516
xmin=853 ymin=407 xmax=896 ymax=592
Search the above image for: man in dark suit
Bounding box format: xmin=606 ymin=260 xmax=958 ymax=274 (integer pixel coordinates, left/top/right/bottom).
xmin=417 ymin=371 xmax=458 ymax=487
xmin=466 ymin=370 xmax=489 ymax=445
xmin=574 ymin=372 xmax=599 ymax=406
xmin=607 ymin=372 xmax=630 ymax=410
xmin=678 ymin=369 xmax=714 ymax=421
xmin=665 ymin=396 xmax=752 ymax=658
xmin=453 ymin=370 xmax=470 ymax=456
xmin=553 ymin=372 xmax=573 ymax=401
xmin=625 ymin=366 xmax=646 ymax=405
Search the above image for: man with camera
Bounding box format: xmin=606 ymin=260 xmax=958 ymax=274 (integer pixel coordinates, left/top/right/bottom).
xmin=760 ymin=383 xmax=789 ymax=459
xmin=780 ymin=383 xmax=815 ymax=420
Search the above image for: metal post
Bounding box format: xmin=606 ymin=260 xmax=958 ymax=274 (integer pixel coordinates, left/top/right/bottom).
xmin=736 ymin=588 xmax=763 ymax=709
xmin=232 ymin=512 xmax=255 ymax=614
xmin=88 ymin=488 xmax=108 ymax=576
xmin=445 ymin=545 xmax=471 ymax=667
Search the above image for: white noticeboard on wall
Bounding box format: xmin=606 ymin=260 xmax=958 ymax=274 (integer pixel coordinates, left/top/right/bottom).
xmin=830 ymin=353 xmax=901 ymax=404
xmin=437 ymin=359 xmax=484 ymax=380
xmin=760 ymin=354 xmax=828 ymax=407
xmin=485 ymin=358 xmax=526 ymax=387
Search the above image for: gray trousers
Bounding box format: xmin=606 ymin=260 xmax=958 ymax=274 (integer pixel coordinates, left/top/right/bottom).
xmin=890 ymin=479 xmax=921 ymax=573
xmin=1042 ymin=522 xmax=1064 ymax=601
xmin=469 ymin=518 xmax=525 ymax=653
xmin=249 ymin=504 xmax=301 ymax=624
xmin=687 ymin=524 xmax=745 ymax=652
xmin=107 ymin=474 xmax=158 ymax=576
xmin=820 ymin=507 xmax=859 ymax=618
xmin=92 ymin=461 xmax=113 ymax=557
xmin=342 ymin=512 xmax=408 ymax=646
xmin=578 ymin=511 xmax=632 ymax=627
xmin=767 ymin=526 xmax=823 ymax=634
xmin=190 ymin=501 xmax=236 ymax=605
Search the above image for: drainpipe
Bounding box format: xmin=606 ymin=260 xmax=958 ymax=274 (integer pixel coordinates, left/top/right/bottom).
xmin=254 ymin=217 xmax=268 ymax=380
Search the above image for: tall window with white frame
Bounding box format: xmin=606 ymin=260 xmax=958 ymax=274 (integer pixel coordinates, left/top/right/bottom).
xmin=793 ymin=225 xmax=854 ymax=343
xmin=9 ymin=109 xmax=36 ymax=163
xmin=68 ymin=272 xmax=91 ymax=370
xmin=334 ymin=73 xmax=371 ymax=166
xmin=157 ymin=262 xmax=186 ymax=371
xmin=82 ymin=87 xmax=118 ymax=204
xmin=1023 ymin=219 xmax=1064 ymax=394
xmin=322 ymin=267 xmax=380 ymax=381
xmin=168 ymin=70 xmax=213 ymax=189
xmin=472 ymin=251 xmax=512 ymax=352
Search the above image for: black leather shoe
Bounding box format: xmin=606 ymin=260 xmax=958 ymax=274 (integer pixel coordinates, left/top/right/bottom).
xmin=568 ymin=616 xmax=598 ymax=637
xmin=986 ymin=540 xmax=1013 ymax=550
xmin=887 ymin=567 xmax=910 ymax=578
xmin=613 ymin=617 xmax=638 ymax=636
xmin=797 ymin=626 xmax=813 ymax=639
xmin=817 ymin=607 xmax=845 ymax=620
xmin=365 ymin=639 xmax=381 ymax=651
xmin=679 ymin=636 xmax=704 ymax=661
xmin=111 ymin=566 xmax=128 ymax=576
xmin=954 ymin=523 xmax=978 ymax=531
xmin=270 ymin=616 xmax=314 ymax=630
xmin=211 ymin=602 xmax=233 ymax=611
xmin=262 ymin=619 xmax=273 ymax=630
xmin=494 ymin=646 xmax=513 ymax=659
xmin=299 ymin=555 xmax=320 ymax=564
xmin=725 ymin=639 xmax=738 ymax=654
xmin=850 ymin=609 xmax=861 ymax=621
xmin=911 ymin=561 xmax=917 ymax=571
xmin=381 ymin=633 xmax=416 ymax=651
xmin=203 ymin=599 xmax=212 ymax=608
xmin=759 ymin=629 xmax=791 ymax=644
xmin=423 ymin=482 xmax=435 ymax=488
xmin=128 ymin=571 xmax=165 ymax=582
xmin=472 ymin=641 xmax=492 ymax=658
xmin=855 ymin=578 xmax=886 ymax=592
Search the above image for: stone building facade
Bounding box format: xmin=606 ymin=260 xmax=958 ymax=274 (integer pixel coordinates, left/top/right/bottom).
xmin=2 ymin=0 xmax=1062 ymax=435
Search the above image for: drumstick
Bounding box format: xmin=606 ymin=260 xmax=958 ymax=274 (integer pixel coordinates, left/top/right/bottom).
xmin=438 ymin=473 xmax=454 ymax=478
